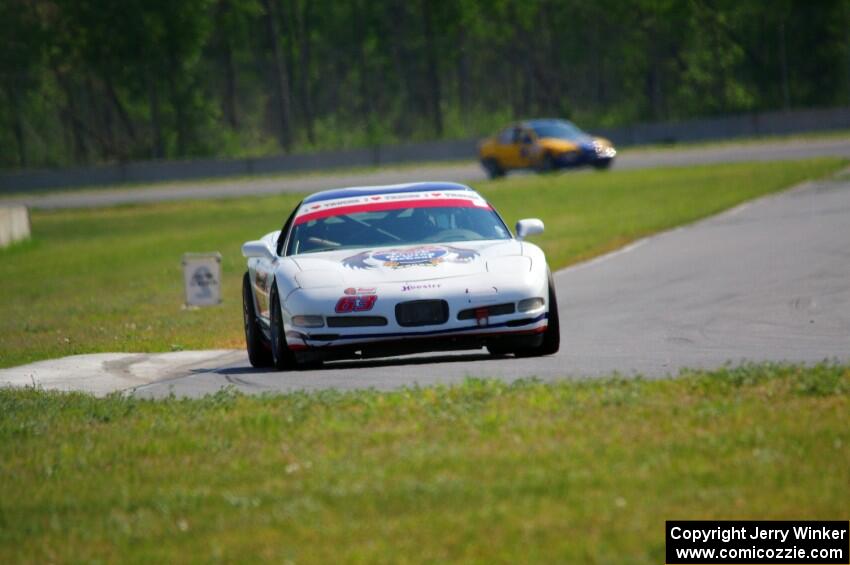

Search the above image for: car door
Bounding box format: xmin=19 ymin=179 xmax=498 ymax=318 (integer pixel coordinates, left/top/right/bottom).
xmin=493 ymin=127 xmax=522 ymax=169
xmin=515 ymin=127 xmax=542 ymax=168
xmin=499 ymin=127 xmax=541 ymax=169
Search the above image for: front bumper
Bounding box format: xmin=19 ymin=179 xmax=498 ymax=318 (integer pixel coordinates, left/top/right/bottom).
xmin=281 ymin=272 xmax=550 ymax=358
xmin=553 ymin=144 xmax=616 ymax=167
xmin=291 ymin=321 xmax=548 ymax=363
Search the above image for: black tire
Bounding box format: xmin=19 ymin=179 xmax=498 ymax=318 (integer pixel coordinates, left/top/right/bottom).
xmin=538 ymin=152 xmax=557 ymax=174
xmin=494 ymin=269 xmax=560 ymax=358
xmin=481 ymin=158 xmax=505 ymax=179
xmin=592 ymin=158 xmax=613 ymax=170
xmin=243 ymin=272 xmax=273 ymax=368
xmin=539 ymin=269 xmax=561 ymax=355
xmin=269 ymin=283 xmax=298 ymax=371
xmin=486 ymin=343 xmax=513 ymax=356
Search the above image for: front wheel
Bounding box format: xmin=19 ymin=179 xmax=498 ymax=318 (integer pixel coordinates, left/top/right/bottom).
xmin=537 ymin=152 xmax=557 ymax=174
xmin=491 ymin=270 xmax=560 ymax=357
xmin=269 ymin=284 xmax=298 ymax=371
xmin=592 ymin=158 xmax=613 ymax=170
xmin=481 ymin=158 xmax=505 ymax=179
xmin=541 ymin=270 xmax=561 ymax=354
xmin=243 ymin=272 xmax=272 ymax=368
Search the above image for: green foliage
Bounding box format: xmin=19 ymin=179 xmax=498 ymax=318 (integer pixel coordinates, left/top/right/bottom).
xmin=795 ymin=363 xmax=850 ymax=396
xmin=0 ymin=157 xmax=843 ymax=368
xmin=1 ymin=0 xmax=849 ymax=168
xmin=0 ymin=362 xmax=848 ymax=562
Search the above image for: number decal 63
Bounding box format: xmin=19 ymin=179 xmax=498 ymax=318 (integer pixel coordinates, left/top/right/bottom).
xmin=334 ymin=295 xmax=378 ymax=313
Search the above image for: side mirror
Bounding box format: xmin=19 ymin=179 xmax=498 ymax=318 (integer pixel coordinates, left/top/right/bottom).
xmin=241 ymin=240 xmax=276 ymax=260
xmin=516 ymin=218 xmax=544 ymax=240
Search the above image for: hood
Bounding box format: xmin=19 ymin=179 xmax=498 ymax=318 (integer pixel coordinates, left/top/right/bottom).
xmin=291 ymin=240 xmax=524 ymax=285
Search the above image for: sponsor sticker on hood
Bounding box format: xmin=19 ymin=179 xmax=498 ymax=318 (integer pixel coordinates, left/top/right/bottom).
xmin=342 ymin=245 xmax=479 ymax=270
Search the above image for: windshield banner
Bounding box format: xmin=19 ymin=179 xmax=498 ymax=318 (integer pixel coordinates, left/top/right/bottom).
xmin=294 ymin=191 xmax=491 ymax=225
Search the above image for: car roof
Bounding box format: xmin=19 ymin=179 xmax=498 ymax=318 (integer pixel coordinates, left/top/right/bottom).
xmin=302 ymin=182 xmax=475 ymax=203
xmin=521 ymin=118 xmax=576 ymax=128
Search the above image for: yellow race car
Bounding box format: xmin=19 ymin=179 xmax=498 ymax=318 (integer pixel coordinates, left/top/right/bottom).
xmin=479 ymin=119 xmax=616 ymax=179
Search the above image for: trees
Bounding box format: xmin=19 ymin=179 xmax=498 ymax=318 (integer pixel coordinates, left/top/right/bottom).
xmin=0 ymin=0 xmax=47 ymax=167
xmin=1 ymin=0 xmax=848 ymax=169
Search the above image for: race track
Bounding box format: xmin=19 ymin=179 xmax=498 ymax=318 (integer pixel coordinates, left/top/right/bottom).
xmin=3 ymin=137 xmax=850 ymax=210
xmin=131 ymin=172 xmax=850 ymax=398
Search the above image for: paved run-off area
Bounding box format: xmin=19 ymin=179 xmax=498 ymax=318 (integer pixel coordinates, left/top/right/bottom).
xmin=3 ymin=172 xmax=849 ymax=397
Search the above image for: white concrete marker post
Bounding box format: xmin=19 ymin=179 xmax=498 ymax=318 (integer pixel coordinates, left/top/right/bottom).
xmin=182 ymin=252 xmax=222 ymax=307
xmin=0 ymin=206 xmax=31 ymax=248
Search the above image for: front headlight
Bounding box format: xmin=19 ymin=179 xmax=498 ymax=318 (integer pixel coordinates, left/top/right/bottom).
xmin=517 ymin=297 xmax=545 ymax=312
xmin=291 ymin=315 xmax=324 ymax=328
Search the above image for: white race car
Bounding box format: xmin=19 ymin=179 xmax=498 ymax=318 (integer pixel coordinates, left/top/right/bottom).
xmin=241 ymin=182 xmax=559 ymax=369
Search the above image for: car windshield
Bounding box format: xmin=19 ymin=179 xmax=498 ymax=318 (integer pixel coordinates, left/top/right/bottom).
xmin=530 ymin=120 xmax=586 ymax=141
xmin=286 ymin=195 xmax=511 ymax=255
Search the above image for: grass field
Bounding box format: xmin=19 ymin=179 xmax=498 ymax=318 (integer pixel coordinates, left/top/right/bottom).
xmin=1 ymin=363 xmax=847 ymax=562
xmin=0 ymin=158 xmax=845 ymax=368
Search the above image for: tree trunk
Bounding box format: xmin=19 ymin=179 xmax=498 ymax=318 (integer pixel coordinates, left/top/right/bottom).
xmin=167 ymin=55 xmax=188 ymax=157
xmin=645 ymin=39 xmax=664 ymax=119
xmin=388 ymin=3 xmax=416 ymax=137
xmin=779 ymin=20 xmax=791 ymax=110
xmin=261 ymin=0 xmax=293 ymax=151
xmin=594 ymin=20 xmax=606 ymax=108
xmin=217 ymin=0 xmax=239 ymax=129
xmin=456 ymin=28 xmax=470 ymax=121
xmin=54 ymin=69 xmax=88 ymax=164
xmin=148 ymin=73 xmax=165 ymax=159
xmin=105 ymin=76 xmax=137 ymax=143
xmin=421 ymin=0 xmax=443 ymax=136
xmin=295 ymin=0 xmax=315 ymax=144
xmin=221 ymin=38 xmax=238 ymax=129
xmin=5 ymin=86 xmax=27 ymax=167
xmin=86 ymin=74 xmax=115 ymax=160
xmin=353 ymin=2 xmax=374 ymax=142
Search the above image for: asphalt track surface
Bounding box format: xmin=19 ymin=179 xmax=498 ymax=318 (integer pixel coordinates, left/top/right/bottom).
xmin=133 ymin=173 xmax=850 ymax=398
xmin=3 ymin=137 xmax=850 ymax=210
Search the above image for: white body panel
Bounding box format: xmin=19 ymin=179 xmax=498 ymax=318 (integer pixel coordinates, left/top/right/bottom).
xmin=243 ymin=184 xmax=553 ymax=357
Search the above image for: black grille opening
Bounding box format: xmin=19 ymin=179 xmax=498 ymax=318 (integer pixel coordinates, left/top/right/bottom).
xmin=307 ymin=333 xmax=340 ymax=341
xmin=507 ymin=317 xmax=538 ymax=327
xmin=395 ymin=300 xmax=449 ymax=327
xmin=457 ymin=302 xmax=516 ymax=320
xmin=326 ymin=316 xmax=388 ymax=328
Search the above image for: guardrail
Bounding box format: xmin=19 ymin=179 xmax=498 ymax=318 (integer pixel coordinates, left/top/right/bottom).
xmin=595 ymin=106 xmax=850 ymax=146
xmin=2 ymin=106 xmax=849 ymax=194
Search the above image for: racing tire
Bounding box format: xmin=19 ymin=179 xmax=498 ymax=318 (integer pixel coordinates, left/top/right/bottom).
xmin=592 ymin=158 xmax=613 ymax=170
xmin=243 ymin=272 xmax=273 ymax=368
xmin=504 ymin=269 xmax=561 ymax=358
xmin=482 ymin=158 xmax=505 ymax=179
xmin=269 ymin=283 xmax=298 ymax=371
xmin=537 ymin=152 xmax=557 ymax=174
xmin=539 ymin=269 xmax=561 ymax=354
